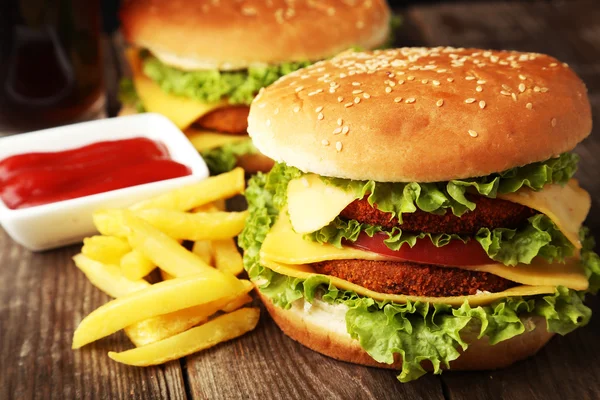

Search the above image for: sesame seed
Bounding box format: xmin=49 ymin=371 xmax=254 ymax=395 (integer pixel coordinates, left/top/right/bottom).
xmin=405 ymin=98 xmax=416 ymax=104
xmin=502 ymin=84 xmax=511 ymax=91
xmin=432 ymin=80 xmax=440 ymax=86
xmin=398 ymin=80 xmax=405 ymax=85
xmin=476 ymin=86 xmax=483 ymax=92
xmin=337 ymin=96 xmax=344 ymax=103
xmin=354 ymin=97 xmax=361 ymax=104
xmin=526 ymin=102 xmax=533 ymax=110
xmin=353 ymin=90 xmax=363 ymax=94
xmin=407 ymin=76 xmax=415 ymax=81
xmin=465 ymin=98 xmax=476 ymax=104
xmin=551 ymin=118 xmax=557 ymax=127
xmin=477 ymin=80 xmax=486 ymax=84
xmin=352 ymin=82 xmax=361 ymax=86
xmin=317 ymin=112 xmax=324 ymax=120
xmin=447 ymin=78 xmax=454 ymax=82
xmin=511 ymin=93 xmax=518 ymax=101
xmin=479 ymin=100 xmax=486 ymax=109
xmin=436 ymin=99 xmax=444 ymax=107
xmin=385 ymin=87 xmax=392 ymax=93
xmin=519 ymin=74 xmax=527 ymax=81
xmin=333 ymin=127 xmax=342 ymax=135
xmin=468 ymin=130 xmax=478 ymax=137
xmin=550 ymin=63 xmax=557 ymax=67
xmin=295 ymin=86 xmax=304 ymax=92
xmin=345 ymin=102 xmax=353 ymax=108
xmin=534 ymin=86 xmax=541 ymax=92
xmin=465 ymin=76 xmax=475 ymax=81
xmin=500 ymin=91 xmax=511 ymax=96
xmin=322 ymin=139 xmax=330 ymax=146
xmin=337 ymin=118 xmax=343 ymax=126
xmin=540 ymin=87 xmax=549 ymax=93
xmin=422 ymin=79 xmax=429 ymax=84
xmin=363 ymin=93 xmax=371 ymax=99
xmin=293 ymin=106 xmax=300 ymax=113
xmin=336 ymin=141 xmax=343 ymax=152
xmin=329 ymin=88 xmax=335 ymax=93
xmin=315 ymin=106 xmax=323 ymax=112
xmin=342 ymin=126 xmax=349 ymax=135
xmin=518 ymin=83 xmax=526 ymax=93
xmin=308 ymin=89 xmax=323 ymax=96
xmin=394 ymin=97 xmax=402 ymax=103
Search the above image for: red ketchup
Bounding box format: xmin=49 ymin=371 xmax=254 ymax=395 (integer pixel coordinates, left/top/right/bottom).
xmin=0 ymin=137 xmax=191 ymax=209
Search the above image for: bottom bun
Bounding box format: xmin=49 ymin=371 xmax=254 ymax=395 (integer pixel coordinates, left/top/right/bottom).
xmin=237 ymin=152 xmax=275 ymax=174
xmin=258 ymin=290 xmax=554 ymax=371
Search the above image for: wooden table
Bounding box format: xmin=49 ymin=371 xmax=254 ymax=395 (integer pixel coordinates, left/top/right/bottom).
xmin=2 ymin=1 xmax=599 ymax=399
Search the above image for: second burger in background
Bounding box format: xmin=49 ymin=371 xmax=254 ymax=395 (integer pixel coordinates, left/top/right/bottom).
xmin=119 ymin=0 xmax=393 ymax=174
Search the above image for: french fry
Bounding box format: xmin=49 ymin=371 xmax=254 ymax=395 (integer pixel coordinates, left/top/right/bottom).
xmin=72 ymin=273 xmax=245 ymax=349
xmin=108 ymin=308 xmax=260 ymax=366
xmin=81 ymin=235 xmax=131 ymax=265
xmin=160 ymin=270 xmax=175 ymax=281
xmin=193 ymin=199 xmax=225 ymax=213
xmin=124 ymin=213 xmax=220 ymax=278
xmin=73 ymin=254 xmax=150 ymax=298
xmin=124 ymin=279 xmax=253 ymax=347
xmin=221 ymin=293 xmax=253 ymax=313
xmin=212 ymin=238 xmax=244 ymax=276
xmin=93 ymin=209 xmax=128 ymax=237
xmin=121 ymin=249 xmax=155 ymax=281
xmin=192 ymin=240 xmax=213 ymax=265
xmin=130 ymin=167 xmax=244 ymax=211
xmin=133 ymin=209 xmax=248 ymax=241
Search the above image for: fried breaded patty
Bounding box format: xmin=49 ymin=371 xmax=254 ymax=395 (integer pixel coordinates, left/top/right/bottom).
xmin=340 ymin=196 xmax=536 ymax=235
xmin=195 ymin=105 xmax=250 ymax=134
xmin=312 ymin=259 xmax=516 ymax=297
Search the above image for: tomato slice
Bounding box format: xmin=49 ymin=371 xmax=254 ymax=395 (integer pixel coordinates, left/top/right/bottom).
xmin=349 ymin=232 xmax=496 ymax=266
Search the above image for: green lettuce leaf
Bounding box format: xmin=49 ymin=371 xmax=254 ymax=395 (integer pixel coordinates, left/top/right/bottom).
xmin=318 ymin=152 xmax=579 ymax=221
xmin=308 ymin=213 xmax=574 ymax=266
xmin=142 ymin=56 xmax=311 ymax=105
xmin=239 ymin=164 xmax=598 ymax=383
xmin=118 ymin=78 xmax=145 ymax=113
xmin=200 ymin=139 xmax=257 ymax=175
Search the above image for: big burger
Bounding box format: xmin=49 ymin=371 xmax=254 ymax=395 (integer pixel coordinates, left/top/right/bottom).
xmin=119 ymin=0 xmax=393 ymax=173
xmin=240 ymin=48 xmax=600 ymax=381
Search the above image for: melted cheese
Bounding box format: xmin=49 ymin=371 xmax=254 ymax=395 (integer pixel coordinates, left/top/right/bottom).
xmin=261 ymin=259 xmax=557 ymax=307
xmin=261 ymin=209 xmax=588 ymax=291
xmin=125 ymin=49 xmax=226 ymax=129
xmin=288 ymin=174 xmax=357 ymax=234
xmin=497 ymin=179 xmax=590 ymax=249
xmin=286 ymin=176 xmax=591 ymax=249
xmin=185 ymin=127 xmax=248 ymax=152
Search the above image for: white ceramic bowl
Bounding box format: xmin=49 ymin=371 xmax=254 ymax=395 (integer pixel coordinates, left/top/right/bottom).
xmin=0 ymin=113 xmax=209 ymax=251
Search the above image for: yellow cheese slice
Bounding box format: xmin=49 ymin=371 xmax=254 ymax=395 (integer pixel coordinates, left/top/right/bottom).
xmin=288 ymin=174 xmax=357 ymax=234
xmin=185 ymin=127 xmax=249 ymax=152
xmin=497 ymin=179 xmax=590 ymax=249
xmin=125 ymin=49 xmax=226 ymax=129
xmin=261 ymin=209 xmax=588 ymax=290
xmin=260 ymin=259 xmax=556 ymax=307
xmin=286 ymin=174 xmax=590 ymax=251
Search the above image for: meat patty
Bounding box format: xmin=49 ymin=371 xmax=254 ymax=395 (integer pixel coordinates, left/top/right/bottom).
xmin=195 ymin=105 xmax=250 ymax=134
xmin=312 ymin=259 xmax=516 ymax=297
xmin=340 ymin=195 xmax=536 ymax=235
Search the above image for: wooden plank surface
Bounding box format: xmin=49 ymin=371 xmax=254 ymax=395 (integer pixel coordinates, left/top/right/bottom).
xmin=1 ymin=1 xmax=599 ymax=400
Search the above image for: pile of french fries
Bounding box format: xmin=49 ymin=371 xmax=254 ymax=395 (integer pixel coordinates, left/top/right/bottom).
xmin=71 ymin=168 xmax=260 ymax=366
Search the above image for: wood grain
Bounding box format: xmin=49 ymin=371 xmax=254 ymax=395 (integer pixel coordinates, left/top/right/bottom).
xmin=1 ymin=1 xmax=599 ymax=399
xmin=0 ymin=235 xmax=188 ymax=400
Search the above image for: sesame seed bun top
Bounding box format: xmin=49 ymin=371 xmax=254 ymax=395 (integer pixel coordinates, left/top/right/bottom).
xmin=248 ymin=47 xmax=592 ymax=182
xmin=120 ymin=0 xmax=391 ymax=71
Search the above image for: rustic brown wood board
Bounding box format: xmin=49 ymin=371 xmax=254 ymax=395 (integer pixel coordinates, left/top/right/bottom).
xmin=1 ymin=1 xmax=599 ymax=399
